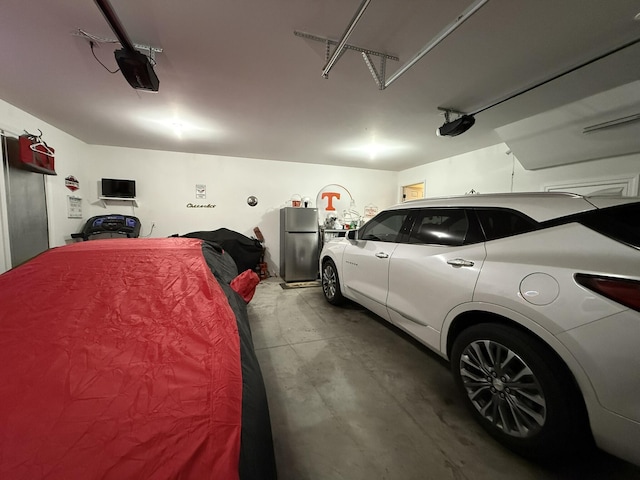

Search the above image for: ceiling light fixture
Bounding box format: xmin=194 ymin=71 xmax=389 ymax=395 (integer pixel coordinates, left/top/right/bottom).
xmin=135 ymin=111 xmax=225 ymax=141
xmin=336 ymin=136 xmax=411 ymax=160
xmin=169 ymin=121 xmax=185 ymax=138
xmin=93 ymin=0 xmax=160 ymax=92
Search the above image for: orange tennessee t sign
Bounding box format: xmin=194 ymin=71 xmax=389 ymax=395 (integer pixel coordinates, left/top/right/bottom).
xmin=321 ymin=192 xmax=340 ymax=211
xmin=317 ymin=184 xmax=353 ymax=224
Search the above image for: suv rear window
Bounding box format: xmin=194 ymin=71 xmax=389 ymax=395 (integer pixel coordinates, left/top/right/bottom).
xmin=577 ymin=203 xmax=640 ymax=248
xmin=475 ymin=209 xmax=538 ymax=241
xmin=409 ymin=209 xmax=468 ymax=246
xmin=408 ymin=209 xmax=483 ymax=246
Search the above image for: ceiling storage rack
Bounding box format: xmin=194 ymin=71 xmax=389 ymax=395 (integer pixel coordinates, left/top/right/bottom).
xmin=295 ymin=0 xmax=489 ymax=90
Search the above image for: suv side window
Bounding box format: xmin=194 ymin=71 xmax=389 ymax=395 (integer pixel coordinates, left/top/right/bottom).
xmin=408 ymin=209 xmax=475 ymax=246
xmin=358 ymin=210 xmax=410 ymax=243
xmin=563 ymin=203 xmax=640 ymax=249
xmin=475 ymin=208 xmax=538 ymax=241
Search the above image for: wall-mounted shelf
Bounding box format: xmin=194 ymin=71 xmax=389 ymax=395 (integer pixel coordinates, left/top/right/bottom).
xmin=98 ymin=196 xmax=139 ymax=208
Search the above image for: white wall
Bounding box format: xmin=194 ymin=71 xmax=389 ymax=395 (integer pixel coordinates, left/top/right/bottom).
xmin=0 ymin=99 xmax=90 ymax=272
xmin=83 ymin=145 xmax=399 ymax=276
xmin=398 ymin=143 xmax=640 ymax=197
xmin=1 ymin=100 xmax=398 ymax=276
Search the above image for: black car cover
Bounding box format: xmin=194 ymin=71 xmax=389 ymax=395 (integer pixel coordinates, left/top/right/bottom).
xmin=182 ymin=228 xmax=263 ymax=274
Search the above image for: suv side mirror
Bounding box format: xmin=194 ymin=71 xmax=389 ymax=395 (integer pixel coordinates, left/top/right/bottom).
xmin=347 ymin=229 xmax=358 ymax=241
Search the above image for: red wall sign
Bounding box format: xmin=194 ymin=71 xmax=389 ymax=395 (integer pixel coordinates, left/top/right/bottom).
xmin=65 ymin=176 xmax=80 ymax=191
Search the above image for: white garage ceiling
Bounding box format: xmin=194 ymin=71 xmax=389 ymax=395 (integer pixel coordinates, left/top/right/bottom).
xmin=0 ymin=0 xmax=639 ymax=171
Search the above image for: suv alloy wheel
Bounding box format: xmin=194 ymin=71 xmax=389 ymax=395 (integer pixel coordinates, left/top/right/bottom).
xmin=451 ymin=323 xmax=590 ymax=459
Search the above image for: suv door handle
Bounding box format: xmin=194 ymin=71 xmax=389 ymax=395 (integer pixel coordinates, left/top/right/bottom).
xmin=447 ymin=258 xmax=474 ymax=267
xmin=375 ymin=252 xmax=389 ymax=259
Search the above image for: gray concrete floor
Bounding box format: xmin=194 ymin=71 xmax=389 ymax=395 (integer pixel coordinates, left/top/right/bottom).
xmin=247 ymin=278 xmax=640 ymax=480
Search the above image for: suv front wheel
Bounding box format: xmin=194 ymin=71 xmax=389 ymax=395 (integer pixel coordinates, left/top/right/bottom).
xmin=321 ymin=259 xmax=345 ymax=305
xmin=451 ymin=323 xmax=589 ymax=459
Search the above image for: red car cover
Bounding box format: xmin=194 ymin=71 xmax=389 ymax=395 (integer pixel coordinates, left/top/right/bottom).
xmin=0 ymin=238 xmax=243 ymax=479
xmin=230 ymin=270 xmax=260 ymax=303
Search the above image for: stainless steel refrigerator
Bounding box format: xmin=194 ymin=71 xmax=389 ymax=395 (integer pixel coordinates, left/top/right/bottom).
xmin=280 ymin=207 xmax=319 ymax=282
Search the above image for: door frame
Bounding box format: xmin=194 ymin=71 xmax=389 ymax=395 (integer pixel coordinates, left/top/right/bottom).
xmin=401 ymin=181 xmax=425 ymax=203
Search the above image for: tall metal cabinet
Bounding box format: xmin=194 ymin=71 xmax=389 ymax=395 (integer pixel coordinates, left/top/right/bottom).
xmin=1 ymin=135 xmax=49 ymax=268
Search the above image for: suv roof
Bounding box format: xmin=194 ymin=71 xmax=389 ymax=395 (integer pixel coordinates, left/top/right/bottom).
xmin=391 ymin=192 xmax=640 ymax=222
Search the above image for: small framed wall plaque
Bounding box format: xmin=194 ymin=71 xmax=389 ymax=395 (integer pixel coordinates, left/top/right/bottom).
xmin=67 ymin=196 xmax=82 ymax=218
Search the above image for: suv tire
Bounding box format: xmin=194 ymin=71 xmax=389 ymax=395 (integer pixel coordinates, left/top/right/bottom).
xmin=451 ymin=323 xmax=589 ymax=459
xmin=321 ymin=259 xmax=345 ymax=306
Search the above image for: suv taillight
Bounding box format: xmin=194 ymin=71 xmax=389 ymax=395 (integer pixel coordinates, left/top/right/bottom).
xmin=575 ymin=274 xmax=640 ymax=312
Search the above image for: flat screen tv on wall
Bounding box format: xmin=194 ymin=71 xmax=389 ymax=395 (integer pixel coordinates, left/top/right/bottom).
xmin=101 ymin=178 xmax=136 ymax=198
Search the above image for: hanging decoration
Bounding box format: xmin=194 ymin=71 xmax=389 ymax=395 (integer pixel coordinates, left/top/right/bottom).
xmin=15 ymin=129 xmax=57 ymax=175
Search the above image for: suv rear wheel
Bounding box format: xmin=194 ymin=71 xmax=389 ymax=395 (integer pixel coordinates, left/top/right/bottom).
xmin=451 ymin=323 xmax=589 ymax=459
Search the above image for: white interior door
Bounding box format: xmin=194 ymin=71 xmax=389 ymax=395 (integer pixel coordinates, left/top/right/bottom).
xmin=402 ymin=182 xmax=425 ymax=202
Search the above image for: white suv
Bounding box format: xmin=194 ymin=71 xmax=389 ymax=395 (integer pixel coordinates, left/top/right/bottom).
xmin=319 ymin=192 xmax=640 ymax=465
